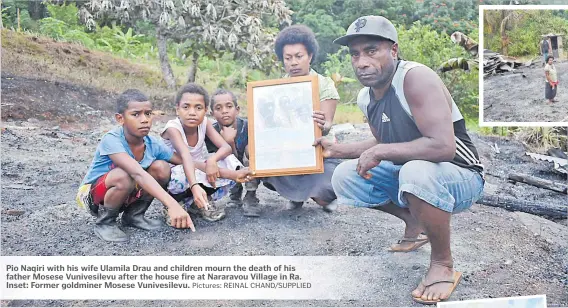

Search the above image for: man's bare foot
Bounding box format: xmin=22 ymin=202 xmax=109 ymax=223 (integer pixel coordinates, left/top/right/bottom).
xmin=412 ymin=263 xmax=457 ymax=303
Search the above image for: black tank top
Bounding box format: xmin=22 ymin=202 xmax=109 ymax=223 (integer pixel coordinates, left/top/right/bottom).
xmin=357 ymin=60 xmax=483 ymax=173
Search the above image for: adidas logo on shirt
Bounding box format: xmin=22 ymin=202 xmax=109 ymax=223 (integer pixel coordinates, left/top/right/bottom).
xmin=382 ymin=113 xmax=390 ymax=123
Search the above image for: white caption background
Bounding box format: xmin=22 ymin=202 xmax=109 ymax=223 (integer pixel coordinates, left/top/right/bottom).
xmin=1 ymin=256 xmax=372 ymax=300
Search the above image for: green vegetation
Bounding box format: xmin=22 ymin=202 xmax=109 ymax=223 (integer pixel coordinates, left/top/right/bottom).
xmin=4 ymin=0 xmax=565 ymax=150
xmin=471 ymin=126 xmax=567 ymax=152
xmin=1 ymin=0 xmax=490 ymax=125
xmin=484 ymin=9 xmax=568 ymax=58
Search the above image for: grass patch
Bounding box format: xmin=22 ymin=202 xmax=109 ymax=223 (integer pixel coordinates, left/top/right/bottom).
xmin=515 ymin=55 xmax=539 ymax=63
xmin=334 ymin=104 xmax=365 ymax=124
xmin=1 ymin=30 xmax=46 ymax=54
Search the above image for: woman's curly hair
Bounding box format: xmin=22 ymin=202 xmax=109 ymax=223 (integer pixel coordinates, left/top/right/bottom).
xmin=274 ymin=25 xmax=319 ymax=64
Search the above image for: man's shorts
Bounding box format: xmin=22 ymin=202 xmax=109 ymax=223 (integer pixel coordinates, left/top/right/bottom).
xmin=76 ymin=173 xmax=142 ymax=216
xmin=332 ymin=159 xmax=484 ymax=213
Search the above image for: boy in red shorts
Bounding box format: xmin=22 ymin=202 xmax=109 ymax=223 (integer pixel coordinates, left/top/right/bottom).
xmin=76 ymin=89 xmax=196 ymax=242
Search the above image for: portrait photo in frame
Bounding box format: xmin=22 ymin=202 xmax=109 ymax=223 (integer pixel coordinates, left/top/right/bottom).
xmin=246 ymin=75 xmax=324 ymax=177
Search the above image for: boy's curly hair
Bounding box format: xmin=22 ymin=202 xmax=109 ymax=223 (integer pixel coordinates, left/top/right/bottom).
xmin=210 ymin=89 xmax=238 ymax=110
xmin=116 ymin=89 xmax=149 ymax=114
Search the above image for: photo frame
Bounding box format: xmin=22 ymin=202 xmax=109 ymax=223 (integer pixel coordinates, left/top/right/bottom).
xmin=247 ymin=75 xmax=324 ymax=177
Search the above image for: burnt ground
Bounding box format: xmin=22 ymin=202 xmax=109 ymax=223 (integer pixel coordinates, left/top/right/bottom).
xmin=1 ymin=73 xmax=568 ymax=307
xmin=483 ymin=61 xmax=568 ymax=123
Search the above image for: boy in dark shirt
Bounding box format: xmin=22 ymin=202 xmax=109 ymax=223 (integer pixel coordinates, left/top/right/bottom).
xmin=205 ymin=89 xmax=260 ymax=217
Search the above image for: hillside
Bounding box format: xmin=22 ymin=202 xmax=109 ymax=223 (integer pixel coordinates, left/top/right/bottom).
xmin=1 ymin=29 xmax=176 ymax=123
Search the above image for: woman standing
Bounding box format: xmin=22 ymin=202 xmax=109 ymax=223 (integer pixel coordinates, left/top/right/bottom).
xmin=545 ymin=55 xmax=559 ymax=103
xmin=242 ymin=25 xmax=342 ymax=216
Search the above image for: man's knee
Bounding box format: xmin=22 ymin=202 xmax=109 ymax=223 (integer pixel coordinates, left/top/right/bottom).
xmin=107 ymin=168 xmax=136 ymax=192
xmin=148 ymin=160 xmax=171 ymax=185
xmin=399 ymin=160 xmax=437 ymax=187
xmin=331 ymin=160 xmax=358 ymax=195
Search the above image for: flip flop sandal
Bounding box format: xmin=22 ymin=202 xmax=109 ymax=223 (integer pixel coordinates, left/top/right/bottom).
xmin=412 ymin=271 xmax=463 ymax=305
xmin=388 ymin=233 xmax=429 ymax=252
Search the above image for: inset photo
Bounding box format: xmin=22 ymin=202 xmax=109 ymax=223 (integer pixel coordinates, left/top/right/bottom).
xmin=439 ymin=294 xmax=547 ymax=308
xmin=481 ymin=5 xmax=568 ymax=125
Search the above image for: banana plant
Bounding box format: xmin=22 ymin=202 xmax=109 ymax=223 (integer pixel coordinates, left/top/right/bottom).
xmin=113 ymin=27 xmax=144 ymax=58
xmin=438 ymin=31 xmax=480 ymax=73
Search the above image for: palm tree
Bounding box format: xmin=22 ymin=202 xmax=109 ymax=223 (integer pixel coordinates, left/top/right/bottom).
xmin=484 ymin=10 xmax=525 ymax=56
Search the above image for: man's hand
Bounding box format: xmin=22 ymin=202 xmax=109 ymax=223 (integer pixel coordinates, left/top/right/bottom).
xmin=313 ymin=110 xmax=332 ymax=135
xmin=205 ymin=159 xmax=220 ymax=188
xmin=191 ymin=184 xmax=209 ymax=211
xmin=356 ymin=147 xmax=381 ymax=179
xmin=167 ymin=204 xmax=195 ymax=231
xmin=313 ymin=137 xmax=336 ymax=158
xmin=234 ymin=167 xmax=253 ymax=183
xmin=220 ymin=126 xmax=237 ymax=144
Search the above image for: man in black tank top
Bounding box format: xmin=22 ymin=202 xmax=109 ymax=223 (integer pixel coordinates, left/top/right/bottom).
xmin=314 ymin=16 xmax=485 ymax=305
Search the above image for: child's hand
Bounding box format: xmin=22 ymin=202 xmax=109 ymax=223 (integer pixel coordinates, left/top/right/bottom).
xmin=168 ymin=204 xmax=195 ymax=231
xmin=205 ymin=159 xmax=220 ymax=188
xmin=191 ymin=184 xmax=209 ymax=211
xmin=221 ymin=126 xmax=237 ymax=143
xmin=235 ymin=168 xmax=253 ymax=183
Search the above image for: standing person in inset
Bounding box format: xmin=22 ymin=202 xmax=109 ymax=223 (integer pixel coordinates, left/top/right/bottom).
xmin=545 ymin=55 xmax=559 ymax=103
xmin=541 ymin=36 xmax=552 ymax=66
xmin=318 ymin=16 xmax=485 ymax=304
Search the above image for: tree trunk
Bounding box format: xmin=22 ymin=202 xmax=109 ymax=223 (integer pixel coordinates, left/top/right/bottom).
xmin=27 ymin=1 xmax=46 ymax=20
xmin=187 ymin=52 xmax=199 ymax=83
xmin=508 ymin=173 xmax=568 ymax=194
xmin=477 ymin=194 xmax=567 ymax=219
xmin=500 ymin=11 xmax=507 ymax=56
xmin=156 ymin=28 xmax=176 ymax=89
xmin=501 ymin=34 xmax=509 ymax=56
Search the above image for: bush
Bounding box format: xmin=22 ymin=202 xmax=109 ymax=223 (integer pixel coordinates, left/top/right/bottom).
xmin=46 ymin=2 xmax=78 ymax=26
xmin=399 ymin=22 xmax=478 ymax=121
xmin=39 ymin=17 xmax=67 ymax=39
xmin=63 ymin=29 xmax=95 ymax=48
xmin=321 ymin=49 xmax=360 ymax=104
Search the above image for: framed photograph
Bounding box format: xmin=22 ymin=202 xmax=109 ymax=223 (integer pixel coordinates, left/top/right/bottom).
xmin=247 ymin=75 xmax=324 ymax=177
